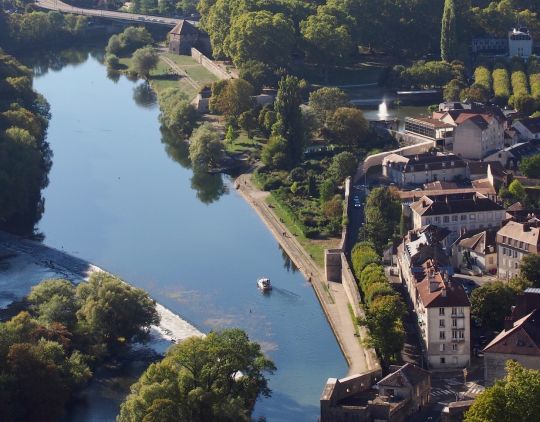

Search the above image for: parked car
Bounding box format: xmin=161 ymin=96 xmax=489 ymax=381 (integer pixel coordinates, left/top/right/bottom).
xmin=460 ymin=266 xmax=482 ymax=276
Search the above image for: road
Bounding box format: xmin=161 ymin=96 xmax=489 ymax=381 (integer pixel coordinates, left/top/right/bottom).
xmin=346 ymin=184 xmax=367 ymax=253
xmin=35 ymin=0 xmax=182 ymax=26
xmin=236 ymin=174 xmax=376 ymax=375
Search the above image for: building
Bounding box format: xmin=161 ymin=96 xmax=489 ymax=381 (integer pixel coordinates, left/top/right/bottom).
xmin=404 ymin=117 xmax=454 ymax=144
xmin=484 ymin=141 xmax=540 ymax=170
xmin=508 ymin=28 xmax=533 ymax=59
xmin=452 ymin=112 xmax=506 ymax=160
xmin=513 ymin=117 xmax=540 ymax=141
xmin=320 ymin=364 xmax=430 ymax=422
xmin=168 ymin=20 xmax=210 ymax=55
xmin=409 ymin=192 xmax=506 ymax=244
xmin=451 ymin=229 xmax=498 ymax=274
xmin=472 ymin=38 xmax=508 ymax=54
xmin=382 ymin=152 xmax=467 ymax=187
xmin=398 ymin=258 xmax=471 ymax=369
xmin=483 ymin=306 xmax=540 ymax=384
xmin=496 ymin=220 xmax=540 ymax=279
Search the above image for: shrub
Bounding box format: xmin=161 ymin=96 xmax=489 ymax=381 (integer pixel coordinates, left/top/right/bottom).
xmin=473 ymin=64 xmax=492 ymax=92
xmin=351 ymin=243 xmax=380 ymax=279
xmin=364 ymin=282 xmax=396 ymax=306
xmin=511 ymin=57 xmax=529 ymax=98
xmin=492 ymin=61 xmax=510 ymax=105
xmin=529 ymin=58 xmax=540 ymax=101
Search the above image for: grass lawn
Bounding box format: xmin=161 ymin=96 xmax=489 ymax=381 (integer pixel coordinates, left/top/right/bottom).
xmin=265 ymin=194 xmax=340 ymax=269
xmin=163 ymin=53 xmax=219 ymax=86
xmin=297 ymin=59 xmax=388 ymax=86
xmin=225 ymin=131 xmax=265 ymax=155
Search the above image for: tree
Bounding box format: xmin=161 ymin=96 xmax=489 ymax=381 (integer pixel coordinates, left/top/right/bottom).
xmin=519 ymin=154 xmax=540 ymax=178
xmin=363 ymin=187 xmax=401 ymax=252
xmin=76 ymin=273 xmax=159 ymax=348
xmin=508 ymin=179 xmax=526 ymax=204
xmin=513 ymin=94 xmax=537 ymax=115
xmin=460 ymin=83 xmax=490 ymax=103
xmin=226 ymin=11 xmax=295 ymax=67
xmin=130 ymin=47 xmax=158 ymax=80
xmin=444 ymin=78 xmax=465 ymax=101
xmin=28 ymin=279 xmax=77 ymax=329
xmin=351 ymin=243 xmax=380 ymax=279
xmin=209 ymin=79 xmax=254 ymax=120
xmin=238 ymin=60 xmax=275 ymax=92
xmin=325 ymin=107 xmax=369 ymax=149
xmin=319 ymin=178 xmax=336 ymax=203
xmin=323 ymin=195 xmax=343 ymax=219
xmin=300 ymin=11 xmax=352 ymax=76
xmin=464 ymin=361 xmax=540 ymax=422
xmin=361 ymin=295 xmax=406 ymax=362
xmin=238 ymin=109 xmax=258 ymax=138
xmin=520 ymin=254 xmax=540 ymax=288
xmin=470 ymin=281 xmax=515 ymax=330
xmin=188 ymin=123 xmax=223 ymax=169
xmin=261 ymin=134 xmax=290 ymax=169
xmin=273 ymin=75 xmax=305 ymax=165
xmin=117 ymin=329 xmax=275 ymax=422
xmin=441 ymin=0 xmax=458 ymax=62
xmin=328 ymin=151 xmax=357 ymax=183
xmin=308 ymin=87 xmax=349 ymax=125
xmin=158 ymin=87 xmax=197 ymax=135
xmin=225 ymin=124 xmax=235 ymax=145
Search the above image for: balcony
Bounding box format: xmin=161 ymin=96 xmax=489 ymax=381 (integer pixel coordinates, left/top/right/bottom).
xmin=451 ymin=313 xmax=465 ymax=318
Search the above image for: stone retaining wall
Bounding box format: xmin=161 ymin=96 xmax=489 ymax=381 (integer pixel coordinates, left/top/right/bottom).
xmin=191 ymin=48 xmax=233 ymax=80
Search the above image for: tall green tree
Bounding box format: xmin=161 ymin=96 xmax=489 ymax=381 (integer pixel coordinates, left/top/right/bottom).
xmin=129 ymin=47 xmax=159 ymax=80
xmin=273 ymin=75 xmax=305 ymax=166
xmin=470 ymin=281 xmax=516 ymax=331
xmin=520 ymin=254 xmax=540 ymax=288
xmin=465 ymin=361 xmax=540 ymax=422
xmin=188 ymin=123 xmax=223 ymax=169
xmin=363 ymin=187 xmax=401 ymax=252
xmin=441 ymin=0 xmax=458 ymax=62
xmin=117 ymin=329 xmax=275 ymax=422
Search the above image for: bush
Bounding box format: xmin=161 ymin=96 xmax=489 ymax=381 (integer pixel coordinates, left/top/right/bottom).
xmin=529 ymin=58 xmax=540 ymax=101
xmin=492 ymin=61 xmax=510 ymax=105
xmin=351 ymin=243 xmax=380 ymax=279
xmin=364 ymin=282 xmax=396 ymax=306
xmin=511 ymin=57 xmax=529 ymax=98
xmin=473 ymin=64 xmax=492 ymax=91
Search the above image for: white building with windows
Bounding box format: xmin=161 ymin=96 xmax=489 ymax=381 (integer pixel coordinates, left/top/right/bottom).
xmin=509 ymin=28 xmax=533 ymax=59
xmin=398 ymin=257 xmax=471 ymax=369
xmin=409 ymin=193 xmax=506 ymax=244
xmin=496 ymin=221 xmax=540 ymax=279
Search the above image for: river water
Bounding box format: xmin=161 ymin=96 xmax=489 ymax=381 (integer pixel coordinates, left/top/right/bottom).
xmin=30 ymin=48 xmax=347 ymax=421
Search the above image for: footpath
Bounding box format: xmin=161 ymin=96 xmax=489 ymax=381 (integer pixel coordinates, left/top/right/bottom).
xmin=236 ymin=174 xmax=373 ymax=375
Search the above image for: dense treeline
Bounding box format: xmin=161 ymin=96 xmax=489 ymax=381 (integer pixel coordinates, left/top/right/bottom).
xmin=0 ymin=10 xmax=88 ymax=49
xmin=0 ymin=274 xmax=159 ymax=421
xmin=0 ymin=49 xmax=51 ymax=232
xmin=492 ymin=61 xmax=510 ymax=104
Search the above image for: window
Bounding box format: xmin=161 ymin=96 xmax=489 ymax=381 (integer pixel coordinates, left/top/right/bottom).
xmin=452 ymin=344 xmax=458 ymax=351
xmin=440 ymin=344 xmax=445 ymax=352
xmin=440 ymin=319 xmax=445 ymax=327
xmin=515 ymin=262 xmax=519 ymax=269
xmin=461 ymin=215 xmax=467 ymax=221
xmin=452 ymin=215 xmax=458 ymax=222
xmin=503 ymin=247 xmax=507 ymax=255
xmin=440 ymin=331 xmax=446 ymax=340
xmin=459 ymin=331 xmax=465 ymax=339
xmin=452 ymin=319 xmax=458 ymax=327
xmin=514 ymin=250 xmax=518 ymax=258
xmin=443 ymin=216 xmax=450 ymax=223
xmin=435 ymin=216 xmax=441 ymax=223
xmin=519 ymin=241 xmax=524 ymax=249
xmin=451 ymin=307 xmax=457 ymax=315
xmin=440 ymin=357 xmax=446 ymax=364
xmin=503 ymin=236 xmax=507 ymax=244
xmin=470 ymin=214 xmax=476 ymax=221
xmin=459 ymin=307 xmax=464 ymax=314
xmin=452 ymin=330 xmax=458 ymax=339
xmin=426 ymin=218 xmax=432 ymax=224
xmin=439 ymin=308 xmax=445 ymax=316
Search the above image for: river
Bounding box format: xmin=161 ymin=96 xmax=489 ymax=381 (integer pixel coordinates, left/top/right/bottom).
xmin=28 ymin=48 xmax=347 ymax=421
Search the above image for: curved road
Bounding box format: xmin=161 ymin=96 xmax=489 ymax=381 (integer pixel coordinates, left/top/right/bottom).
xmin=35 ymin=0 xmax=182 ymax=26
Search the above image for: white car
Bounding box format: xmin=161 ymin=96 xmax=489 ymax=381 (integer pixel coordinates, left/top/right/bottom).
xmin=460 ymin=266 xmax=482 ymax=276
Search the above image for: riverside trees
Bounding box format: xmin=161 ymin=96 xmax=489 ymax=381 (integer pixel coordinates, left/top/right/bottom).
xmin=0 ymin=49 xmax=52 ymax=233
xmin=117 ymin=329 xmax=275 ymax=422
xmin=0 ymin=274 xmax=159 ymax=420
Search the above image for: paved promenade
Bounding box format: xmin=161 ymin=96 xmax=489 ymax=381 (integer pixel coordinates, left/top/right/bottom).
xmin=35 ymin=0 xmax=181 ymax=26
xmin=236 ymin=174 xmax=373 ymax=375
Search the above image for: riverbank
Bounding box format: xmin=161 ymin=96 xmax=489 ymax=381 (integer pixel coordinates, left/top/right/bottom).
xmin=0 ymin=231 xmax=203 ymax=342
xmin=236 ymin=173 xmax=374 ymax=375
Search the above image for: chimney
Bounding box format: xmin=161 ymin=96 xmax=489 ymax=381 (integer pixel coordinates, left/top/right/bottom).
xmin=504 ymin=316 xmax=514 ymax=331
xmin=422 ymin=200 xmax=427 ymax=208
xmin=524 ymin=223 xmax=531 ymax=232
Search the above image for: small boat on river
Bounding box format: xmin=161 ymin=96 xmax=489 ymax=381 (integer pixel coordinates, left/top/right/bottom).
xmin=257 ymin=278 xmax=272 ymax=291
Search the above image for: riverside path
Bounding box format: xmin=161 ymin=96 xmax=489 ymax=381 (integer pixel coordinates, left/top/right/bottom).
xmin=236 ymin=174 xmax=376 ymax=375
xmin=35 ymin=0 xmax=182 ymax=26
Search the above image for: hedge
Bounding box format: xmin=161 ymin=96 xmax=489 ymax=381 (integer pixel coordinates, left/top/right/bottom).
xmin=351 ymin=243 xmax=380 ymax=279
xmin=511 ymin=57 xmax=529 ymax=98
xmin=529 ymin=58 xmax=540 ymax=101
xmin=492 ymin=62 xmax=511 ymax=105
xmin=473 ymin=65 xmax=492 ymax=92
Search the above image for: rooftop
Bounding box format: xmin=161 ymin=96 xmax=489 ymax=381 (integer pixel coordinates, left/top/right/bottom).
xmin=483 ymin=309 xmax=540 ymax=356
xmin=457 ymin=229 xmax=497 ymax=255
xmin=410 ymin=192 xmax=504 ymax=217
xmin=416 ymin=261 xmax=470 ymax=308
xmin=497 ymin=220 xmax=540 ymax=248
xmin=516 ymin=117 xmax=540 ymax=135
xmin=377 ymin=363 xmax=430 ymax=389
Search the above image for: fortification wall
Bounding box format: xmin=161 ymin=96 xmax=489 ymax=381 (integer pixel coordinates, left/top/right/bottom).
xmin=191 ymin=48 xmax=233 ymax=80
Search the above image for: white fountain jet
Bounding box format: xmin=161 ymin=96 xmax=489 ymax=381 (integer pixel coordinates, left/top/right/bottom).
xmin=378 ymin=99 xmax=389 ymax=120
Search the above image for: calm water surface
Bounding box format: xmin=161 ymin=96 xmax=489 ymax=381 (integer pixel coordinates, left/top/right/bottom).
xmin=32 ymin=50 xmax=347 ymax=421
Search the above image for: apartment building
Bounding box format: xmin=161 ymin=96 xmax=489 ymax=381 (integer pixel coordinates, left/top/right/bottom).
xmin=409 ymin=192 xmax=506 ymax=244
xmin=496 ymin=220 xmax=540 ymax=279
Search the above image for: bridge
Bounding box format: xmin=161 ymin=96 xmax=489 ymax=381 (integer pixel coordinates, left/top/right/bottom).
xmin=35 ymin=0 xmax=182 ymax=26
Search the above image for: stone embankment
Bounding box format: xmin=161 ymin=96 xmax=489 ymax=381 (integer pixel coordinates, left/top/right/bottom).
xmin=0 ymin=231 xmax=203 ymax=342
xmin=236 ymin=174 xmax=378 ymax=375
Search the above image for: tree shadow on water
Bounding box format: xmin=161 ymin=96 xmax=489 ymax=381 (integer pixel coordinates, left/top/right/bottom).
xmin=132 ymin=82 xmax=157 ymax=108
